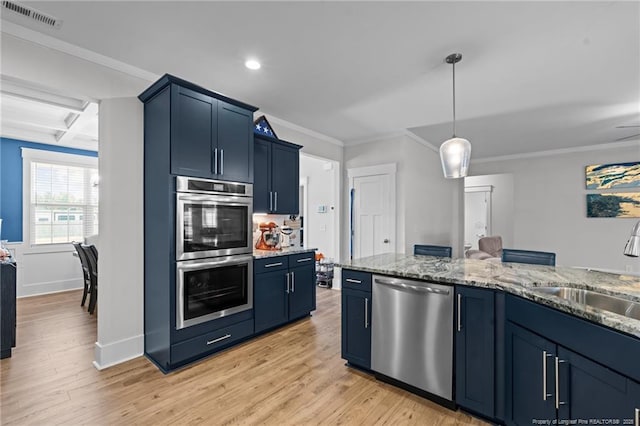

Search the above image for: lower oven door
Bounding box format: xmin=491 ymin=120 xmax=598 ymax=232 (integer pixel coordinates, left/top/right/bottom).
xmin=176 ymin=254 xmax=253 ymax=330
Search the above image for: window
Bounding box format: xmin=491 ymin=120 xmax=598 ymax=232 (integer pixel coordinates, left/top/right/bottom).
xmin=22 ymin=148 xmax=98 ymax=246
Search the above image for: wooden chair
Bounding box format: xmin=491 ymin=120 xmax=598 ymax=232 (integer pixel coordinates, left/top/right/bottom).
xmin=81 ymin=244 xmax=99 ymax=314
xmin=501 ymin=248 xmax=556 ymax=266
xmin=72 ymin=242 xmax=92 ymax=307
xmin=414 ymin=244 xmax=452 ymax=258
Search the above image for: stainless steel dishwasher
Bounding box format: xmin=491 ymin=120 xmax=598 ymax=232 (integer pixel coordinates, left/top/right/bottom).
xmin=371 ymin=275 xmax=453 ymax=402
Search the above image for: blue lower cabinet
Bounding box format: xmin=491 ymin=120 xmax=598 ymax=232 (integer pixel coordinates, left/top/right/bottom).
xmin=341 ymin=288 xmax=371 ymax=369
xmin=506 ymin=322 xmax=556 ymax=425
xmin=455 ymin=287 xmax=495 ymax=419
xmin=170 ymin=319 xmax=254 ymax=365
xmin=254 ymin=253 xmax=316 ymax=334
xmin=557 ymin=347 xmax=640 ymax=421
xmin=254 ymin=269 xmax=289 ymax=333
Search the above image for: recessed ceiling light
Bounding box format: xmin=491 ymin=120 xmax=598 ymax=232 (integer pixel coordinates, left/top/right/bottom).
xmin=245 ymin=59 xmax=261 ymax=70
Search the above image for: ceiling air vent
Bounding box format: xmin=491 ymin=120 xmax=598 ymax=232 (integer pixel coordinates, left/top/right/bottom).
xmin=2 ymin=0 xmax=62 ymax=29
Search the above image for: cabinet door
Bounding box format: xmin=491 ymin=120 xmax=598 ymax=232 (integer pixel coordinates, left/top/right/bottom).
xmin=171 ymin=86 xmax=216 ymax=178
xmin=254 ymin=270 xmax=289 ymax=333
xmin=557 ymin=346 xmax=640 ymax=421
xmin=288 ymin=262 xmax=316 ymax=320
xmin=271 ymin=143 xmax=299 ymax=214
xmin=506 ymin=322 xmax=556 ymax=426
xmin=217 ymin=101 xmax=253 ymax=183
xmin=253 ymin=138 xmax=271 ymax=213
xmin=455 ymin=287 xmax=495 ymax=418
xmin=341 ymin=288 xmax=371 ymax=369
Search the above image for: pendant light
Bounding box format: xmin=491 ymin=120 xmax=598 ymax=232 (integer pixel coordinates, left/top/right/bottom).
xmin=439 ymin=53 xmax=471 ymax=178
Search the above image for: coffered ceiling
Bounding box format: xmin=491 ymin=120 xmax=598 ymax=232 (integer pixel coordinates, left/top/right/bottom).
xmin=1 ymin=1 xmax=639 ymax=158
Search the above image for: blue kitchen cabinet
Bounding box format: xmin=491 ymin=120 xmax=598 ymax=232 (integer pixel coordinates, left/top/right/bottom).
xmin=556 ymin=347 xmax=640 ymax=421
xmin=288 ymin=253 xmax=316 ymax=320
xmin=144 ymin=75 xmax=255 ymax=183
xmin=253 ymin=134 xmax=301 ymax=214
xmin=254 ymin=253 xmax=316 ymax=334
xmin=341 ymin=269 xmax=372 ymax=370
xmin=455 ymin=286 xmax=495 ymax=419
xmin=505 ymin=322 xmax=556 ymax=425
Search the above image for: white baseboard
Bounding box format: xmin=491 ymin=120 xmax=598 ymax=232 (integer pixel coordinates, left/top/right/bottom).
xmin=93 ymin=334 xmax=144 ymax=370
xmin=17 ymin=278 xmax=83 ymax=298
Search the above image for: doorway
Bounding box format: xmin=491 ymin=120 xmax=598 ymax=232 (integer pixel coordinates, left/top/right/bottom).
xmin=348 ymin=163 xmax=396 ymax=259
xmin=464 ymin=186 xmax=492 ymax=250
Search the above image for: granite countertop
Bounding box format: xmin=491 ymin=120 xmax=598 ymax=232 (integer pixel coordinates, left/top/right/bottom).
xmin=338 ymin=253 xmax=640 ymax=338
xmin=253 ymin=247 xmax=317 ymax=259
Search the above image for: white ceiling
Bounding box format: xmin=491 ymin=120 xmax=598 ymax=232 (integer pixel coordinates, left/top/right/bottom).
xmin=2 ymin=1 xmax=639 ymax=158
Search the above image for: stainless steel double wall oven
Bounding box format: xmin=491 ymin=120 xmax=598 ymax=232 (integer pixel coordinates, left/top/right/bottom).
xmin=175 ymin=176 xmax=253 ymax=330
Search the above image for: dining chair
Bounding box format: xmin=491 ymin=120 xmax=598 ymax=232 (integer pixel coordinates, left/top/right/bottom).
xmin=72 ymin=242 xmax=92 ymax=307
xmin=414 ymin=244 xmax=453 ymax=258
xmin=81 ymin=244 xmax=99 ymax=314
xmin=501 ymin=248 xmax=556 ymax=266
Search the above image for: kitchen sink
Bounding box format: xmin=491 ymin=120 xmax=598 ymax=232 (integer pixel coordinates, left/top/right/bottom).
xmin=533 ymin=287 xmax=640 ymax=321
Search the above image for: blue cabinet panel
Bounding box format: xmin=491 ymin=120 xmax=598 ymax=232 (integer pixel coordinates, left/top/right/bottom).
xmin=217 ymin=101 xmax=253 ymax=183
xmin=455 ymin=286 xmax=495 ymax=418
xmin=506 ymin=322 xmax=556 ymax=425
xmin=254 ymin=269 xmax=289 ymax=333
xmin=170 ymin=85 xmax=216 ymax=178
xmin=341 ymin=288 xmax=372 ymax=370
xmin=271 ymin=142 xmax=299 ymax=214
xmin=253 ymin=138 xmax=271 ymax=213
xmin=289 ymin=260 xmax=316 ymax=319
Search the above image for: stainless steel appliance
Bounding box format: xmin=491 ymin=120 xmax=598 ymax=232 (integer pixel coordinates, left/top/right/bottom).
xmin=176 ymin=176 xmax=253 ymax=261
xmin=176 ymin=254 xmax=253 ymax=329
xmin=371 ymin=275 xmax=453 ymax=402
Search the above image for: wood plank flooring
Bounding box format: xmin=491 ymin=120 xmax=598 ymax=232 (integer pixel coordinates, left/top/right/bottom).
xmin=1 ymin=288 xmax=487 ymax=425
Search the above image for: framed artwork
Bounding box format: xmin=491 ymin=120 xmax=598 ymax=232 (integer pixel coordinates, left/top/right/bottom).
xmin=585 ymin=162 xmax=640 ymax=190
xmin=586 ymin=193 xmax=640 ymax=218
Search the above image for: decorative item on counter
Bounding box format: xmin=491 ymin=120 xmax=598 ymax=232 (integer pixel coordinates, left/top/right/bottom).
xmin=280 ymin=226 xmax=294 ymax=247
xmin=255 ymin=222 xmax=281 ymax=251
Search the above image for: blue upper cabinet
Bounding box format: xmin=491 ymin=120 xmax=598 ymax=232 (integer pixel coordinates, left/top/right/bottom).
xmin=253 ymin=134 xmax=301 ymax=214
xmin=139 ymin=74 xmax=258 ymax=183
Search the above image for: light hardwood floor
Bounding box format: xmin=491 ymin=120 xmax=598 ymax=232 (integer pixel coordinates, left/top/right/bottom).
xmin=1 ymin=288 xmax=487 ymax=425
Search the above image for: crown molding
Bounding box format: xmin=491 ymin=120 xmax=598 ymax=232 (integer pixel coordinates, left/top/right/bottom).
xmin=343 ymin=130 xmax=407 ymax=147
xmin=264 ymin=113 xmax=344 ymax=147
xmin=473 ymin=139 xmax=640 ymax=164
xmin=1 ymin=20 xmax=159 ymax=83
xmin=403 ymin=130 xmax=439 ymax=152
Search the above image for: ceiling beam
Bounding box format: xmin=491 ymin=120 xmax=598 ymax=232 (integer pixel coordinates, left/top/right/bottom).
xmin=55 ymin=102 xmax=99 ymax=144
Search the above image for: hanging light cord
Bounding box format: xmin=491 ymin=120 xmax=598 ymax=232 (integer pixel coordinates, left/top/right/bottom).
xmin=452 ymin=59 xmax=456 ymax=137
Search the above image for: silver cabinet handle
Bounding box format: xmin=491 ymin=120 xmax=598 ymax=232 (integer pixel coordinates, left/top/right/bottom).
xmin=220 ymin=149 xmax=224 ymax=175
xmin=207 ymin=334 xmax=231 ymax=345
xmin=274 ymin=192 xmax=278 ymax=211
xmin=457 ymin=293 xmax=462 ymax=332
xmin=635 ymin=408 xmax=639 ymax=426
xmin=542 ymin=351 xmax=553 ymax=401
xmin=364 ymin=298 xmax=369 ymax=329
xmin=297 ymin=257 xmax=313 ymax=263
xmin=555 ymin=357 xmax=566 ymax=409
xmin=286 ymin=272 xmax=290 ymax=293
xmin=269 ymin=191 xmax=273 ymax=212
xmin=374 ymin=278 xmax=450 ymax=295
xmin=264 ymin=262 xmax=283 ymax=268
xmin=291 ymin=271 xmax=295 ymax=292
xmin=346 ymin=278 xmax=362 ymax=284
xmin=213 ymin=148 xmax=218 ymax=175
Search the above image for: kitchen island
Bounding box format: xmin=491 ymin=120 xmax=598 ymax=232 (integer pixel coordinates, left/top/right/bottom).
xmin=338 ymin=253 xmax=640 ymax=425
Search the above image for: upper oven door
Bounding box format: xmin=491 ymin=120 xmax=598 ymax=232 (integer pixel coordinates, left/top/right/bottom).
xmin=176 ymin=193 xmax=253 ymax=261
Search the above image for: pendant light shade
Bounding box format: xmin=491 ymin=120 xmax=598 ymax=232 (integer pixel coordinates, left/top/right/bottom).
xmin=624 ymin=220 xmax=640 ymax=257
xmin=439 ymin=53 xmax=471 ymax=179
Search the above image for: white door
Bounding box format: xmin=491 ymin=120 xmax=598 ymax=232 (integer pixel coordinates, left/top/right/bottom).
xmin=464 ymin=186 xmax=492 ymax=250
xmin=349 ymin=164 xmax=396 ymax=259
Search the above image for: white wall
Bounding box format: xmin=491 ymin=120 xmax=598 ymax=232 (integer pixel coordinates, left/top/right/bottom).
xmin=300 ymin=154 xmax=338 ymax=260
xmin=465 ymin=173 xmax=515 ymax=248
xmin=471 ymin=144 xmax=640 ymax=273
xmin=95 ymin=97 xmax=144 ymax=369
xmin=343 ymin=135 xmax=461 ymax=260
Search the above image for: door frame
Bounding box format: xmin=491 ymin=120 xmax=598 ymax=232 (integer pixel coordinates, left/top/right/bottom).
xmin=347 ymin=163 xmax=397 ymax=258
xmin=464 ymin=185 xmax=493 ymax=249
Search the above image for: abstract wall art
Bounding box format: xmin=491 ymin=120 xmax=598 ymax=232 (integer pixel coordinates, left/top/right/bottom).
xmin=586 ymin=193 xmax=640 ymax=218
xmin=585 ymin=162 xmax=640 ymax=190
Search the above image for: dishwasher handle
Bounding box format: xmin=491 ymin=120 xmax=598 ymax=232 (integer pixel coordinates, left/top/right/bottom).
xmin=374 ymin=278 xmax=450 ymax=295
